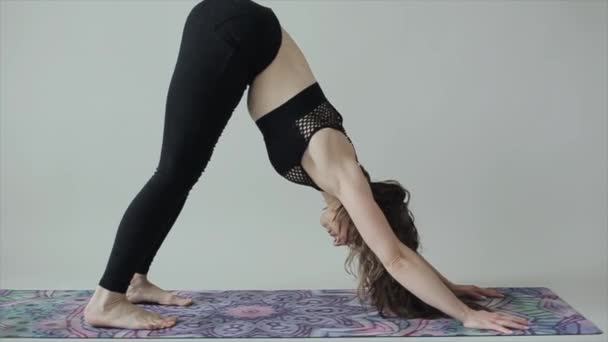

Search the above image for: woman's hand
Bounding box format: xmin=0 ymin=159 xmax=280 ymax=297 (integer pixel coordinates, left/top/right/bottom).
xmin=462 ymin=309 xmax=530 ymax=334
xmin=449 ymin=283 xmax=505 ymax=300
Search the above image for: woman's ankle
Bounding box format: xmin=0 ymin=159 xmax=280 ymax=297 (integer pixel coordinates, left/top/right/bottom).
xmin=130 ymin=273 xmax=148 ymax=285
xmin=92 ymin=285 xmax=127 ymax=305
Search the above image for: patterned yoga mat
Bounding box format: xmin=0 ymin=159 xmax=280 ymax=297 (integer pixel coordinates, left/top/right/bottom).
xmin=0 ymin=287 xmax=602 ymax=338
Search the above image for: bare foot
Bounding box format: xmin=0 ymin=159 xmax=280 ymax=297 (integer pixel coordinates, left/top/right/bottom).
xmin=84 ymin=285 xmax=177 ymax=330
xmin=126 ymin=275 xmax=193 ymax=306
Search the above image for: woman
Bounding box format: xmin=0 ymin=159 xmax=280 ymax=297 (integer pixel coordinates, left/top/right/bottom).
xmin=84 ymin=0 xmax=530 ymax=334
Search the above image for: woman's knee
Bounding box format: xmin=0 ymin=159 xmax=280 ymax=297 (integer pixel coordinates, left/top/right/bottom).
xmin=152 ymin=162 xmax=205 ymax=191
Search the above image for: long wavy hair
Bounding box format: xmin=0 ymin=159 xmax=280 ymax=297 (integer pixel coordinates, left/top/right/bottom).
xmin=334 ymin=164 xmax=484 ymax=319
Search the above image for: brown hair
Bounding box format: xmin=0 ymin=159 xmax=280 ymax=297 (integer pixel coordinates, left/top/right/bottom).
xmin=334 ymin=165 xmax=484 ymax=319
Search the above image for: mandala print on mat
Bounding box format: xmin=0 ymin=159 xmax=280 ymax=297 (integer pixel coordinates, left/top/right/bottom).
xmin=0 ymin=287 xmax=603 ymax=338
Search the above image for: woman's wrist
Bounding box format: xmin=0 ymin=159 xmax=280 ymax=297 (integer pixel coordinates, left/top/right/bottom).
xmin=458 ymin=304 xmax=475 ymax=323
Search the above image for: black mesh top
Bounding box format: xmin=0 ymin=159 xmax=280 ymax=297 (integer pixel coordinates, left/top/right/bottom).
xmin=255 ymin=82 xmax=358 ymax=191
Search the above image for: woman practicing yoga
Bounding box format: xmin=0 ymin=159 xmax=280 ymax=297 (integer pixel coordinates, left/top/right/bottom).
xmin=84 ymin=0 xmax=530 ymax=334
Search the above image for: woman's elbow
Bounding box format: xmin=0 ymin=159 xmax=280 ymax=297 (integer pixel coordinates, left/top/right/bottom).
xmin=385 ymin=246 xmax=419 ymax=272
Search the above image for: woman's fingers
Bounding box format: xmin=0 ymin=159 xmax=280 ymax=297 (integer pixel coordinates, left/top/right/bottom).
xmin=493 ymin=317 xmax=529 ymax=330
xmin=463 ymin=309 xmax=530 ymax=335
xmin=480 ymin=288 xmax=504 ymax=297
xmin=457 ymin=287 xmax=486 ymax=300
xmin=492 ymin=313 xmax=530 ymax=329
xmin=470 ymin=291 xmax=486 ymax=299
xmin=498 ymin=313 xmax=529 ymax=326
xmin=489 ymin=323 xmax=513 ymax=334
xmin=469 ymin=285 xmax=502 ymax=298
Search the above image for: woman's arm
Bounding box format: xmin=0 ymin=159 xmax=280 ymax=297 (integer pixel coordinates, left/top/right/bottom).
xmin=334 ymin=163 xmax=471 ymax=322
xmin=409 ymin=247 xmax=454 ymax=289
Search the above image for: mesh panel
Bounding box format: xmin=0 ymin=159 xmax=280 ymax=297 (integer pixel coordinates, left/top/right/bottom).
xmin=281 ymin=101 xmax=353 ymax=189
xmin=284 ymin=166 xmax=311 ymax=186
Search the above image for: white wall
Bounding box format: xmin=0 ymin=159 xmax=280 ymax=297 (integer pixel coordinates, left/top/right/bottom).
xmin=1 ymin=0 xmax=606 ymax=340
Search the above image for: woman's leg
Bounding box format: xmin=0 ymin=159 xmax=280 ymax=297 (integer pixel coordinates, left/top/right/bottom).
xmin=133 ymin=196 xmax=187 ymax=276
xmin=85 ymin=1 xmax=248 ymax=330
xmin=132 ymin=73 xmax=248 ymax=278
xmin=97 ymin=1 xmax=249 ymax=294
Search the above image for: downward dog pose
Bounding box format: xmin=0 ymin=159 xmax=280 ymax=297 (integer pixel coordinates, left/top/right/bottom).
xmin=84 ymin=0 xmax=529 ymax=334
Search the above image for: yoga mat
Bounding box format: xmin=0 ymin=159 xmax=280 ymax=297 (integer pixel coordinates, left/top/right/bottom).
xmin=0 ymin=287 xmax=602 ymax=338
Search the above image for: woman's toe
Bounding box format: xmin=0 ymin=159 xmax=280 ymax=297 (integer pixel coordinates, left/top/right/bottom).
xmin=165 ymin=293 xmax=192 ymax=306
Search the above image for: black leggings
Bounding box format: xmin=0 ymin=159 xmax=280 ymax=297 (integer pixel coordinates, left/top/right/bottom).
xmin=98 ymin=0 xmax=282 ymax=293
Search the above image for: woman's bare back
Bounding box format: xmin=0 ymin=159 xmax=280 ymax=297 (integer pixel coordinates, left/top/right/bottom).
xmin=247 ymin=27 xmax=317 ymax=120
